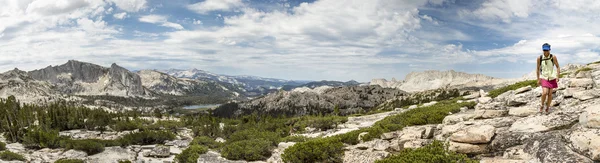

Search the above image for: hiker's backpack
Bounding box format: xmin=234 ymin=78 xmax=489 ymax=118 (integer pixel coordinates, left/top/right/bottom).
xmin=539 ymin=54 xmax=554 ymax=73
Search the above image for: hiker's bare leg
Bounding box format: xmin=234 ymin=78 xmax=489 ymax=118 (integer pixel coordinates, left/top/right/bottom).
xmin=546 ymin=88 xmax=553 ymax=112
xmin=541 ymin=88 xmax=548 ymax=111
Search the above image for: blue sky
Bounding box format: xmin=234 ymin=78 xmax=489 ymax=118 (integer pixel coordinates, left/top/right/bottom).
xmin=2 ymin=0 xmax=600 ymax=82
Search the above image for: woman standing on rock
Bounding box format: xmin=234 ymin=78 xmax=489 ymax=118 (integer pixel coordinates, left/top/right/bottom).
xmin=537 ymin=43 xmax=560 ymax=113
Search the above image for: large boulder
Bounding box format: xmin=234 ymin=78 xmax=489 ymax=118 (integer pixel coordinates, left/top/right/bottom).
xmin=344 ymin=147 xmax=389 ymax=163
xmin=197 ymin=151 xmax=245 ymax=163
xmin=580 ymin=104 xmax=600 ymax=128
xmin=143 ymin=145 xmax=171 ymax=158
xmin=570 ymin=78 xmax=595 ymax=89
xmin=476 ymin=102 xmax=506 ymax=110
xmin=443 ymin=112 xmax=477 ymax=125
xmin=474 ymin=110 xmax=508 ymax=119
xmin=524 ymin=132 xmax=593 ymax=163
xmin=400 ymin=139 xmax=432 ymax=149
xmin=568 ymin=128 xmax=600 ymax=161
xmin=479 ymin=97 xmax=493 ymax=104
xmin=448 ymin=141 xmax=487 ymax=154
xmin=508 ymin=106 xmax=539 ymax=117
xmin=398 ymin=126 xmax=426 ymax=140
xmin=509 ymin=113 xmax=579 ymax=133
xmin=573 ymin=90 xmax=600 ymax=101
xmin=450 ymin=125 xmax=496 ymax=144
xmin=489 ymin=132 xmax=538 ymax=154
xmin=506 ymin=93 xmax=531 ymax=107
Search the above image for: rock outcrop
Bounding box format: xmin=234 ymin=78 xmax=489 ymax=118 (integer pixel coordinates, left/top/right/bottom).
xmin=28 ymin=60 xmax=147 ymax=96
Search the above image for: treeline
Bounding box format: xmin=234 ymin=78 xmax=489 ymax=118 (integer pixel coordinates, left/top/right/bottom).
xmin=0 ymin=95 xmax=177 ymax=157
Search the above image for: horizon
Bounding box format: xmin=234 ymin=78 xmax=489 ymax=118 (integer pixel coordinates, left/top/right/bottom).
xmin=2 ymin=0 xmax=600 ymax=82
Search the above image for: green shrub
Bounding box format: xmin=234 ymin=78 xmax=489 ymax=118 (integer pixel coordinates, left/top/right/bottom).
xmin=228 ymin=129 xmax=280 ymax=146
xmin=281 ymin=137 xmax=344 ymax=163
xmin=221 ymin=139 xmax=273 ymax=161
xmin=375 ymin=140 xmax=476 ymax=163
xmin=488 ymin=80 xmax=538 ymax=98
xmin=118 ymin=160 xmax=132 ymax=163
xmin=0 ymin=141 xmax=6 ymax=151
xmin=112 ymin=120 xmax=142 ymax=131
xmin=61 ymin=139 xmax=105 ymax=155
xmin=55 ymin=158 xmax=85 ymax=163
xmin=0 ymin=151 xmax=26 ymax=161
xmin=119 ymin=130 xmax=175 ymax=146
xmin=147 ymin=120 xmax=184 ymax=132
xmin=560 ymin=72 xmax=570 ymax=78
xmin=21 ymin=128 xmax=63 ymax=149
xmin=175 ymin=145 xmax=208 ymax=163
xmin=281 ymin=135 xmax=311 ymax=142
xmin=191 ymin=136 xmax=222 ymax=149
xmin=291 ymin=116 xmax=348 ymax=131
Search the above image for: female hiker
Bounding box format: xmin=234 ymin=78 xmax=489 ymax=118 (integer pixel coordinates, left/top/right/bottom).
xmin=536 ymin=43 xmax=560 ymax=113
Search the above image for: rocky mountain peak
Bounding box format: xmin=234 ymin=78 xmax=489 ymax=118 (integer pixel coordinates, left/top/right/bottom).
xmin=27 ymin=60 xmax=145 ymax=96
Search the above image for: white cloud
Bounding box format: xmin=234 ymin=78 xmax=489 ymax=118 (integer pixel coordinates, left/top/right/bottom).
xmin=139 ymin=15 xmax=184 ymax=30
xmin=187 ymin=0 xmax=244 ymax=14
xmin=193 ymin=19 xmax=202 ymax=25
xmin=113 ymin=12 xmax=127 ymax=19
xmin=108 ymin=0 xmax=146 ymax=12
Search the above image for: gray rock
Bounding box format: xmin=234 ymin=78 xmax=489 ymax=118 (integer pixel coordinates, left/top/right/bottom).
xmin=450 ymin=125 xmax=496 ymax=144
xmin=489 ymin=132 xmax=538 ymax=155
xmin=568 ymin=128 xmax=600 ymax=161
xmin=474 ymin=110 xmax=508 ymax=119
xmin=344 ymin=148 xmax=389 ymax=163
xmin=380 ymin=131 xmax=401 ymax=140
xmin=524 ymin=132 xmax=593 ymax=163
xmin=144 ymin=145 xmax=171 ymax=158
xmin=215 ymin=137 xmax=226 ymax=143
xmin=580 ymin=104 xmax=600 ymax=129
xmin=197 ymin=151 xmax=246 ymax=163
xmin=573 ymin=90 xmax=599 ymax=101
xmin=448 ymin=141 xmax=487 ymax=154
xmin=509 ymin=113 xmax=579 ymax=133
xmin=479 ymin=97 xmax=493 ymax=104
xmin=570 ymin=78 xmax=594 ymax=89
xmin=508 ymin=106 xmax=539 ymax=117
xmin=400 ymin=139 xmax=432 ymax=149
xmin=422 ymin=125 xmax=436 ymax=139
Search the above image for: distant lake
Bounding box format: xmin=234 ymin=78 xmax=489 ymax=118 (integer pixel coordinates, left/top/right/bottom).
xmin=183 ymin=104 xmax=222 ymax=109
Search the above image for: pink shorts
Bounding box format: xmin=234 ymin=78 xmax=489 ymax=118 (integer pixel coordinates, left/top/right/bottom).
xmin=540 ymin=79 xmax=558 ymax=89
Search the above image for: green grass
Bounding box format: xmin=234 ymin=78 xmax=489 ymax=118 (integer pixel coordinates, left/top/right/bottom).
xmin=281 ymin=98 xmax=476 ymax=162
xmin=575 ymin=67 xmax=593 ymax=74
xmin=559 ymin=72 xmax=570 ymax=78
xmin=0 ymin=141 xmax=5 ymax=151
xmin=375 ymin=140 xmax=477 ymax=163
xmin=488 ymin=80 xmax=538 ymax=98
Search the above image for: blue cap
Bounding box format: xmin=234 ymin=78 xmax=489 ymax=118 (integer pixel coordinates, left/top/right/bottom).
xmin=542 ymin=43 xmax=551 ymax=51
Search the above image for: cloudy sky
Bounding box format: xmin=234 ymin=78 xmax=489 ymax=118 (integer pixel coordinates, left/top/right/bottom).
xmin=2 ymin=0 xmax=600 ymax=82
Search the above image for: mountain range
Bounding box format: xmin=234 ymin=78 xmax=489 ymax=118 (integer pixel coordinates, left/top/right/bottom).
xmin=0 ymin=60 xmax=368 ymax=106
